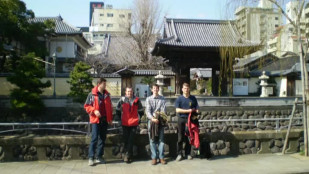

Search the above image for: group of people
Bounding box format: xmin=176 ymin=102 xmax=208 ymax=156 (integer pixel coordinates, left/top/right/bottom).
xmin=84 ymin=78 xmax=199 ymax=166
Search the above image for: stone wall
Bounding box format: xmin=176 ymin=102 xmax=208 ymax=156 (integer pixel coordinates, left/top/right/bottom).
xmin=0 ymin=97 xmax=304 ymax=161
xmin=0 ymin=129 xmax=303 ymax=162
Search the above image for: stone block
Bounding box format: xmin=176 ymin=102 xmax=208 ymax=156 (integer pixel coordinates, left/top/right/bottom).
xmin=219 ymin=147 xmax=230 ymax=155
xmin=257 ymin=122 xmax=266 ymax=130
xmin=243 ymin=148 xmax=251 ymax=154
xmin=251 ymin=147 xmax=257 ymax=154
xmin=36 ymin=146 xmax=48 ymax=160
xmin=245 ymin=140 xmax=255 ymax=148
xmin=271 ymin=146 xmax=280 ymax=153
xmin=285 ymin=139 xmax=299 ymax=153
xmin=239 ymin=142 xmax=246 ymax=149
xmin=216 ymin=140 xmax=225 ymax=149
xmin=275 ymin=140 xmax=283 ymax=148
xmin=257 ymin=141 xmax=272 ymax=154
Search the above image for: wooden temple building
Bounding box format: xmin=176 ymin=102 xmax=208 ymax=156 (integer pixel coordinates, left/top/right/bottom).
xmin=152 ymin=18 xmax=261 ymax=96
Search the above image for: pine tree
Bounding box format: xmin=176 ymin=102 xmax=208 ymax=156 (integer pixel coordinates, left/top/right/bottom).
xmin=67 ymin=61 xmax=93 ymax=103
xmin=6 ymin=52 xmax=51 ymax=120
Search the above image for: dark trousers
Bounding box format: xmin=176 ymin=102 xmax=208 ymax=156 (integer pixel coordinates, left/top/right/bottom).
xmin=88 ymin=120 xmax=108 ymax=159
xmin=177 ymin=117 xmax=192 ymax=156
xmin=122 ymin=126 xmax=137 ymax=158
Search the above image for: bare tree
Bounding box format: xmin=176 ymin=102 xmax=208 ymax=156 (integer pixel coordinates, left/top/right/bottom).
xmin=124 ymin=0 xmax=165 ymax=69
xmin=84 ymin=54 xmax=111 ymax=77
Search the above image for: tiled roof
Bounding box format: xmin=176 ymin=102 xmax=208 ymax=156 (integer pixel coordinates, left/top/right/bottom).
xmin=253 ymin=56 xmax=299 ymax=72
xmin=100 ymin=35 xmax=142 ymax=66
xmin=249 ymin=55 xmax=309 ymax=76
xmin=233 ymin=53 xmax=278 ymax=69
xmin=29 ymin=16 xmax=82 ymax=34
xmin=155 ymin=18 xmax=260 ymax=48
xmin=132 ymin=70 xmax=175 ymax=76
xmin=112 ymin=68 xmax=175 ymax=77
xmin=100 ymin=73 xmax=121 ymax=78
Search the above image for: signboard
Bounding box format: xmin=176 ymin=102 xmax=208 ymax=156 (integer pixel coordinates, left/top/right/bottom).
xmin=233 ymin=78 xmax=249 ymax=95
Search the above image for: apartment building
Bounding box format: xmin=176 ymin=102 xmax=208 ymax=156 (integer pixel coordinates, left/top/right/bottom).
xmin=87 ymin=4 xmax=132 ymax=55
xmin=267 ymin=1 xmax=308 ymax=57
xmin=90 ymin=5 xmax=131 ymax=34
xmin=235 ymin=0 xmax=282 ymax=45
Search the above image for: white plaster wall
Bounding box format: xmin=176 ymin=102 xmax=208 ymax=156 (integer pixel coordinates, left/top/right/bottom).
xmin=50 ymin=41 xmax=75 ymax=58
xmin=248 ymin=78 xmax=260 ymax=94
xmin=278 ymin=77 xmax=287 ymax=97
xmin=296 ymin=80 xmax=303 ymax=96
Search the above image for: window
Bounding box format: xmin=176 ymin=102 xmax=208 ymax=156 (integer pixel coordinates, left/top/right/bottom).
xmin=100 ymin=13 xmax=104 ymax=16
xmin=107 ymin=13 xmax=113 ymax=17
xmin=107 ymin=24 xmax=113 ymax=27
xmin=119 ymin=14 xmax=125 ymax=18
xmin=275 ymin=24 xmax=279 ymax=28
xmin=100 ymin=24 xmax=104 ymax=26
xmin=275 ymin=17 xmax=278 ymax=20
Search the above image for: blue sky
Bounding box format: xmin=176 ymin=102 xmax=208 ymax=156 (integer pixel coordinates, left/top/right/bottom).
xmin=22 ymin=0 xmax=232 ymax=27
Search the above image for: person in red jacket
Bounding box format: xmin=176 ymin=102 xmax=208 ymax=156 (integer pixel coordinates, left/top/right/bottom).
xmin=84 ymin=78 xmax=113 ymax=166
xmin=116 ymin=86 xmax=144 ymax=163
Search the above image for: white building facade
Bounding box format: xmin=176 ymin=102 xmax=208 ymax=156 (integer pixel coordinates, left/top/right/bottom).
xmin=86 ymin=5 xmax=132 ymax=55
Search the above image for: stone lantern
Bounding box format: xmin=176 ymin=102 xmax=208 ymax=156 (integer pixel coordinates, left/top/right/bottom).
xmin=155 ymin=71 xmax=166 ymax=96
xmin=259 ymin=71 xmax=269 ymax=97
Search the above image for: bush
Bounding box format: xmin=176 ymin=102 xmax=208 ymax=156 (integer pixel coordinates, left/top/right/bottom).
xmin=199 ymin=88 xmax=205 ymax=94
xmin=67 ymin=62 xmax=93 ymax=103
xmin=190 ymin=80 xmax=197 ymax=90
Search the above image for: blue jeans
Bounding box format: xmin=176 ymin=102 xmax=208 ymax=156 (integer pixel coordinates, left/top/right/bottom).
xmin=88 ymin=120 xmax=107 ymax=159
xmin=148 ymin=120 xmax=165 ymax=159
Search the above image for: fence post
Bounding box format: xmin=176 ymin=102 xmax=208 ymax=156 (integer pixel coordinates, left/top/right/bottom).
xmin=276 ymin=120 xmax=279 ymax=129
xmin=87 ymin=122 xmax=91 ymax=136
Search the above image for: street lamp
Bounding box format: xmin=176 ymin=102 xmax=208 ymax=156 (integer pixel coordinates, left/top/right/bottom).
xmin=52 ymin=53 xmax=56 ymax=97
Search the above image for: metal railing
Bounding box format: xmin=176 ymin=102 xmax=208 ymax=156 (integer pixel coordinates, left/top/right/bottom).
xmin=0 ymin=117 xmax=303 ymax=135
xmin=198 ymin=117 xmax=303 ymax=130
xmin=0 ymin=121 xmax=121 ymax=135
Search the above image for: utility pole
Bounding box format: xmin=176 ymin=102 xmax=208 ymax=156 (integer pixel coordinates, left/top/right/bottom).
xmin=52 ymin=53 xmax=56 ymax=97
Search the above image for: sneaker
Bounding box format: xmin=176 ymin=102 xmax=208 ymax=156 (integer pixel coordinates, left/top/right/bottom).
xmin=88 ymin=158 xmax=94 ymax=166
xmin=95 ymin=157 xmax=105 ymax=164
xmin=160 ymin=159 xmax=167 ymax=165
xmin=176 ymin=155 xmax=182 ymax=161
xmin=124 ymin=156 xmax=128 ymax=163
xmin=187 ymin=155 xmax=193 ymax=160
xmin=151 ymin=159 xmax=157 ymax=165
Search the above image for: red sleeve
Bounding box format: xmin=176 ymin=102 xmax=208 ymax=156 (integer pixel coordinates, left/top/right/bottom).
xmin=84 ymin=104 xmax=95 ymax=115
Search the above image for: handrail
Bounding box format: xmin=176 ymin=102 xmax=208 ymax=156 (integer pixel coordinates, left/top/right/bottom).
xmin=0 ymin=117 xmax=303 ymax=135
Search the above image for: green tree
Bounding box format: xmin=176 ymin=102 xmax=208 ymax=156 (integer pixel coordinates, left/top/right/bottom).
xmin=6 ymin=53 xmax=51 ymax=120
xmin=140 ymin=76 xmax=155 ymax=86
xmin=67 ymin=62 xmax=93 ymax=103
xmin=0 ymin=0 xmax=54 ymax=72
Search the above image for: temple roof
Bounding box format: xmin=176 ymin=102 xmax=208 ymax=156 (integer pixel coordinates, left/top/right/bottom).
xmin=152 ymin=18 xmax=260 ymax=55
xmin=29 ymin=16 xmax=82 ymax=35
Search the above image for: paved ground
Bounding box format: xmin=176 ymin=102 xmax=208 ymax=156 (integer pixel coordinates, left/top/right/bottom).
xmin=1 ymin=153 xmax=309 ymax=174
